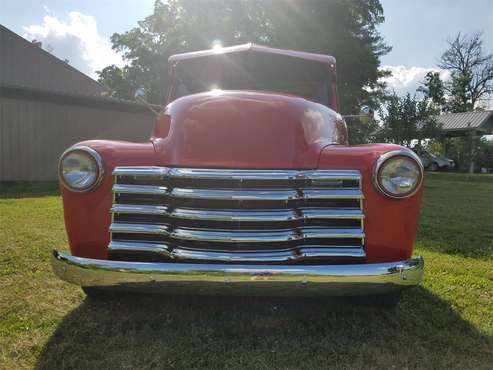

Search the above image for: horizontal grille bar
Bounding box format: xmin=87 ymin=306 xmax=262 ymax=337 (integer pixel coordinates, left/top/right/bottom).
xmin=111 ymin=205 xmax=364 ymax=222
xmin=113 ymin=184 xmax=168 ymax=195
xmin=109 ymin=223 xmax=169 ymax=235
xmin=113 ymin=167 xmax=362 ymax=182
xmin=110 ymin=222 xmax=364 ymax=244
xmin=113 ymin=185 xmax=363 ymax=201
xmin=108 ymin=241 xmax=366 ymax=263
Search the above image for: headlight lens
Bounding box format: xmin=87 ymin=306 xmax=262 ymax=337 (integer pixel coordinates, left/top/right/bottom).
xmin=374 ymin=151 xmax=423 ymax=198
xmin=59 ymin=147 xmax=103 ymax=192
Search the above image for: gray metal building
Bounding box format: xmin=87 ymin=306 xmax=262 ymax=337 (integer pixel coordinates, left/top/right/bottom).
xmin=0 ymin=25 xmax=155 ymax=181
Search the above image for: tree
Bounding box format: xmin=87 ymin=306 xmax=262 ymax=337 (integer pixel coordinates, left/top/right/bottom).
xmin=476 ymin=138 xmax=493 ymax=171
xmin=419 ymin=71 xmax=446 ymax=109
xmin=97 ymin=0 xmax=272 ymax=103
xmin=376 ymin=93 xmax=441 ymax=147
xmin=97 ymin=0 xmax=390 ymax=120
xmin=438 ymin=32 xmax=493 ymax=111
xmin=97 ymin=65 xmax=136 ymax=100
xmin=262 ymin=0 xmax=390 ymax=113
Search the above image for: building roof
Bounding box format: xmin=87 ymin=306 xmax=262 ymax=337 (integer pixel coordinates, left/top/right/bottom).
xmin=0 ymin=83 xmax=159 ymax=115
xmin=0 ymin=24 xmax=107 ymax=97
xmin=437 ymin=110 xmax=493 ymax=133
xmin=169 ymin=43 xmax=336 ymax=66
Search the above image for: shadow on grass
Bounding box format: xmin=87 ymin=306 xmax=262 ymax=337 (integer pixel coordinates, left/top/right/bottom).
xmin=35 ymin=288 xmax=492 ymax=370
xmin=0 ymin=182 xmax=60 ymax=199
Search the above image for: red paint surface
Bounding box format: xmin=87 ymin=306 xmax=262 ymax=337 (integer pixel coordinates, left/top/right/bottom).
xmin=61 ymin=141 xmax=156 ymax=259
xmin=154 ymin=91 xmax=347 ymax=169
xmin=318 ymin=144 xmax=423 ymax=263
xmin=62 ymin=80 xmax=422 ymax=264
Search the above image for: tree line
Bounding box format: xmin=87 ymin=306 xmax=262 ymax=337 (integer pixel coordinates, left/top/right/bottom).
xmin=98 ymin=0 xmax=389 ymax=121
xmin=97 ymin=0 xmax=493 ymax=162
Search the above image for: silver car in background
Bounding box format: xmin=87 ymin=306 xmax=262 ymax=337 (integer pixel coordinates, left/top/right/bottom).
xmin=415 ymin=149 xmax=455 ymax=171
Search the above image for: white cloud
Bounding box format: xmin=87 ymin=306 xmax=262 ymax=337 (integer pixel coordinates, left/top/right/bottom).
xmin=23 ymin=11 xmax=123 ymax=78
xmin=379 ymin=65 xmax=451 ymax=96
xmin=380 ymin=65 xmax=493 ymax=109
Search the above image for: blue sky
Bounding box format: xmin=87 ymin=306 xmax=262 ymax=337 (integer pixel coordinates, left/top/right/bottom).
xmin=380 ymin=0 xmax=493 ymax=67
xmin=1 ymin=0 xmax=493 ymax=103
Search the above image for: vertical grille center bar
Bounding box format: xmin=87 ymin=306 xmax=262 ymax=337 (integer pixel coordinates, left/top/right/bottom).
xmin=109 ymin=167 xmax=365 ymax=263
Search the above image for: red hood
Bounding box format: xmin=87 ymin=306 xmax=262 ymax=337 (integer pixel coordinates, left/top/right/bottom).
xmin=152 ymin=91 xmax=347 ymax=169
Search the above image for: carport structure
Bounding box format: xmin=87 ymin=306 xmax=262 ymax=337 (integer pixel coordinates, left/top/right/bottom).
xmin=438 ymin=110 xmax=493 ymax=173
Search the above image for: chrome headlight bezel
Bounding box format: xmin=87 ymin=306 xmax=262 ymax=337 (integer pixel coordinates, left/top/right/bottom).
xmin=58 ymin=146 xmax=104 ymax=193
xmin=373 ymin=149 xmax=424 ymax=199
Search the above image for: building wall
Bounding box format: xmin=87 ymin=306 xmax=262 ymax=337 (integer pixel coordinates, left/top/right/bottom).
xmin=0 ymin=97 xmax=155 ymax=181
xmin=0 ymin=25 xmax=106 ymax=97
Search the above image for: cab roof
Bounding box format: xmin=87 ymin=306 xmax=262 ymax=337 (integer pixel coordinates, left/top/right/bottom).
xmin=168 ymin=43 xmax=336 ymax=66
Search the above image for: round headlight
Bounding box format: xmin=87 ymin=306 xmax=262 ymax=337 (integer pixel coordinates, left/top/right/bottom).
xmin=373 ymin=150 xmax=423 ymax=198
xmin=59 ymin=146 xmax=104 ymax=192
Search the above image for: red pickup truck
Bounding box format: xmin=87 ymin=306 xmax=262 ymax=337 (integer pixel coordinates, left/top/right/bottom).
xmin=52 ymin=44 xmax=424 ymax=307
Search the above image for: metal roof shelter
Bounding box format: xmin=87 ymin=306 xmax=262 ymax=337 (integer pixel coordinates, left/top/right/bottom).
xmin=437 ymin=110 xmax=493 ymax=136
xmin=436 ymin=110 xmax=493 ymax=173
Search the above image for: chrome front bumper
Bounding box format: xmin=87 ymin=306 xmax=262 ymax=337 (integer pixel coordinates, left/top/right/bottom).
xmin=51 ymin=250 xmax=424 ymax=296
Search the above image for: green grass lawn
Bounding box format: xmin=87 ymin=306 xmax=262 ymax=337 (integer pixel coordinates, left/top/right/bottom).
xmin=1 ymin=174 xmax=492 ymax=369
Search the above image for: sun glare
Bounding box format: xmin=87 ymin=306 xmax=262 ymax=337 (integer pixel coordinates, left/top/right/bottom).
xmin=211 ymin=40 xmax=223 ymax=53
xmin=209 ymin=85 xmax=223 ymax=96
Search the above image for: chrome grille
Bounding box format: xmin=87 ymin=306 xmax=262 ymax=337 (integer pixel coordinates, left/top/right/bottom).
xmin=109 ymin=167 xmax=365 ymax=263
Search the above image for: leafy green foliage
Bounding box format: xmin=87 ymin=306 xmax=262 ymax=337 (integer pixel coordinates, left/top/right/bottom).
xmin=447 ymin=71 xmax=474 ymax=113
xmin=376 ymin=93 xmax=441 ymax=146
xmin=476 ymin=138 xmax=493 ymax=170
xmin=420 ymin=71 xmax=446 ymax=109
xmin=261 ymin=0 xmax=391 ymax=113
xmin=347 ymin=115 xmax=379 ymax=145
xmin=97 ymin=0 xmax=389 ymax=117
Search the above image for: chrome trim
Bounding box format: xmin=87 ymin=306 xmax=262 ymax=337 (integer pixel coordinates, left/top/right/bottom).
xmin=111 ymin=204 xmax=169 ymax=215
xmin=112 ymin=185 xmax=363 ymax=201
xmin=300 ymin=209 xmax=363 ymax=220
xmin=110 ymin=206 xmax=364 ymax=222
xmin=113 ymin=167 xmax=362 ymax=182
xmin=108 ymin=241 xmax=367 ymax=262
xmin=372 ymin=149 xmax=424 ymax=199
xmin=109 ymin=222 xmax=364 ymax=243
xmin=300 ymin=228 xmax=365 ymax=239
xmin=58 ymin=146 xmax=104 ymax=193
xmin=112 ymin=184 xmax=168 ymax=195
xmin=171 ymin=228 xmax=299 ymax=243
xmin=171 ymin=248 xmax=297 ymax=262
xmin=298 ymin=247 xmax=366 ymax=258
xmin=302 ymin=189 xmax=363 ymax=200
xmin=109 ymin=241 xmax=170 ymax=255
xmin=171 ymin=208 xmax=298 ymax=222
xmin=171 ymin=227 xmax=364 ymax=243
xmin=109 ymin=167 xmax=365 ymax=263
xmin=113 ymin=166 xmax=168 ymax=177
xmin=52 ymin=250 xmax=424 ymax=296
xmin=170 ymin=187 xmax=299 ymax=201
xmin=109 ymin=223 xmax=169 ymax=235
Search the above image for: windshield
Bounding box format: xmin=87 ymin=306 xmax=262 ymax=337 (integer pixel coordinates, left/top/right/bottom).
xmin=172 ymin=52 xmax=333 ymax=106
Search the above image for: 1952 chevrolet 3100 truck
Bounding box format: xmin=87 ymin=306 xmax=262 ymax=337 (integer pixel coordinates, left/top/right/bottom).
xmin=52 ymin=44 xmax=424 ymax=306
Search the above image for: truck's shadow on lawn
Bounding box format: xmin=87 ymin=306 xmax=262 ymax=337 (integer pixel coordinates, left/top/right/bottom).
xmin=35 ymin=288 xmax=492 ymax=370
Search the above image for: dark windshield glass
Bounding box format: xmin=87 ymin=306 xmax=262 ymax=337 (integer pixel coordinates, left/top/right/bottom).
xmin=173 ymin=52 xmax=331 ymax=106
